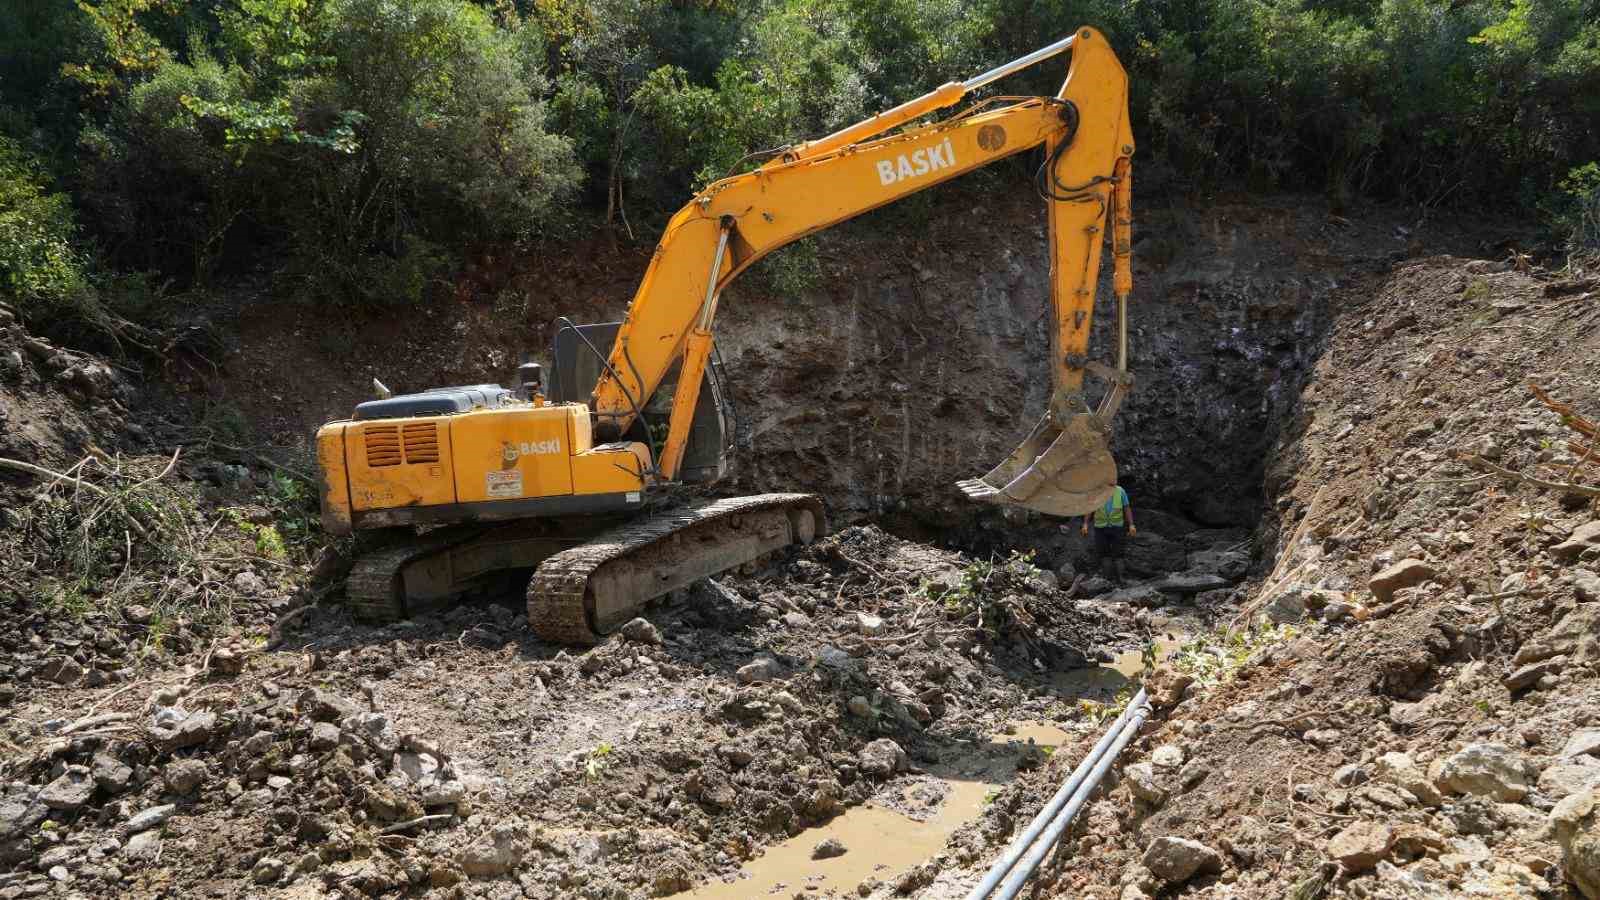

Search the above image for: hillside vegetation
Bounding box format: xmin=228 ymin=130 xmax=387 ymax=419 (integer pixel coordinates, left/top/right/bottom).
xmin=1 ymin=0 xmax=1598 ymax=334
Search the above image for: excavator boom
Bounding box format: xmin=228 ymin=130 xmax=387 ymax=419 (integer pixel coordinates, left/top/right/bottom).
xmin=591 ymin=28 xmax=1135 ymax=515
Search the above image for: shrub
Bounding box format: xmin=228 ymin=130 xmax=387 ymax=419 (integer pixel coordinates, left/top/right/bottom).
xmin=0 ymin=138 xmax=96 ymax=322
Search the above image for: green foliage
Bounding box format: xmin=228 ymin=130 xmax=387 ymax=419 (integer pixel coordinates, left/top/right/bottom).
xmin=3 ymin=0 xmax=1600 ymax=311
xmin=227 ymin=472 xmax=318 ymax=560
xmin=69 ymin=0 xmax=581 ymax=303
xmin=584 ymin=741 xmax=614 ymax=780
xmin=753 ymin=237 xmax=824 ymax=297
xmin=0 ymin=139 xmax=90 ymax=314
xmin=1553 ymin=162 xmax=1600 ymax=254
xmin=62 ymin=0 xmax=182 ymax=99
xmin=1169 ymin=618 xmax=1298 ymax=688
xmin=917 ymin=549 xmax=1042 ymax=636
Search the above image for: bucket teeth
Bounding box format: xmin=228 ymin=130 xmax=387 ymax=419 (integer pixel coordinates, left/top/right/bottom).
xmin=956 ymin=478 xmax=1000 ymax=500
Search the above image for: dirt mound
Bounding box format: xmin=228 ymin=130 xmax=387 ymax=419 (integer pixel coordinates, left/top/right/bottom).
xmin=0 ymin=301 xmax=140 ymax=476
xmin=949 ymin=257 xmax=1600 ymax=898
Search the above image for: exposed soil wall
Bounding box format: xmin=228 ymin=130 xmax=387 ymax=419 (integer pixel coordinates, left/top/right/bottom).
xmin=215 ymin=186 xmax=1475 ymax=534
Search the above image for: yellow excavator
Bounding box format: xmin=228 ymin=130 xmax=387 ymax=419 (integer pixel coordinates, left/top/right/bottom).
xmin=315 ymin=27 xmax=1136 ymax=643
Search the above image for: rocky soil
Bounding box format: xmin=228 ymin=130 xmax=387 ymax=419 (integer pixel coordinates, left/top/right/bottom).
xmin=920 ymin=256 xmax=1600 ymax=899
xmin=2 ymin=506 xmax=1255 ymax=899
xmin=5 ymin=188 xmax=1587 ymax=900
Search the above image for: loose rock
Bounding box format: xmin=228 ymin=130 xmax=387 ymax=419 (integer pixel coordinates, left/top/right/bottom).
xmin=1141 ymin=836 xmax=1222 ymax=885
xmin=457 ymin=823 xmax=525 ymax=878
xmin=813 ymin=837 xmax=848 ymax=859
xmin=38 ymin=767 xmax=94 ymax=811
xmin=1550 ymin=784 xmax=1600 ymax=898
xmin=1439 ymin=743 xmax=1533 ymax=802
xmin=1374 ymin=751 xmax=1443 ymax=806
xmin=620 ymin=617 xmax=663 ymax=644
xmin=858 ymin=738 xmax=907 ymax=778
xmin=1553 ymin=522 xmax=1600 ymax=563
xmin=124 ymin=804 xmax=175 ymax=836
xmin=164 ymin=759 xmax=208 ymax=795
xmin=1327 ymin=821 xmax=1396 ymax=873
xmin=736 ymin=657 xmax=781 ymax=684
xmin=1369 ymin=558 xmax=1436 ymax=602
xmin=91 ymin=753 xmax=132 ymax=794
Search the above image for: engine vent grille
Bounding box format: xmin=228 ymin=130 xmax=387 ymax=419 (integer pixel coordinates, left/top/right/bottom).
xmin=364 ymin=425 xmax=402 ymax=467
xmin=402 ymin=423 xmax=440 ymax=464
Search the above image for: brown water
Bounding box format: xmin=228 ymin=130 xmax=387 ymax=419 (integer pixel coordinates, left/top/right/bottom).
xmin=1052 ymin=638 xmax=1185 ymax=697
xmin=679 ymin=641 xmax=1183 ymax=898
xmin=680 ymin=724 xmax=1073 ymax=899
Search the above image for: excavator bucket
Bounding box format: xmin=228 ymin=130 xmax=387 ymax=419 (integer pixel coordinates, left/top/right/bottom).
xmin=957 ymin=411 xmax=1117 ymax=517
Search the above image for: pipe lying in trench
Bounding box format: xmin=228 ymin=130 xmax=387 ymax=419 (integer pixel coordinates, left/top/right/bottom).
xmin=965 ymin=688 xmax=1151 ymax=900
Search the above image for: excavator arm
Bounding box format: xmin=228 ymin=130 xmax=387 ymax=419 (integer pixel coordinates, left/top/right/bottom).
xmin=592 ymin=27 xmax=1135 ymax=516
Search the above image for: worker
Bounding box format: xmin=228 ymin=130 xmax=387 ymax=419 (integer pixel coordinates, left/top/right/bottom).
xmin=1080 ymin=484 xmax=1136 ymax=582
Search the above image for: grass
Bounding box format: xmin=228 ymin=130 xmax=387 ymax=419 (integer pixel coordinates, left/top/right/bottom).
xmin=5 ymin=448 xmax=331 ymax=660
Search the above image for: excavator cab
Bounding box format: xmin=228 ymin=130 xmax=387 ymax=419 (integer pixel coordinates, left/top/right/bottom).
xmin=549 ymin=321 xmax=731 ymax=484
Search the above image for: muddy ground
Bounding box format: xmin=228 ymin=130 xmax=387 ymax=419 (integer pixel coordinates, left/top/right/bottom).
xmin=3 ymin=188 xmax=1598 ymax=900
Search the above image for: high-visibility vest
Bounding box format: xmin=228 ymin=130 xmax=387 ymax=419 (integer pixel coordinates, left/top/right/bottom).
xmin=1093 ymin=487 xmax=1128 ymax=527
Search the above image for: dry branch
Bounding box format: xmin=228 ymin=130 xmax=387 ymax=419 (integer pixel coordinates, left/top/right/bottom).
xmin=0 ymin=457 xmax=111 ymax=495
xmin=1458 ymin=454 xmax=1600 ymax=498
xmin=1531 ymin=382 xmax=1598 ymax=440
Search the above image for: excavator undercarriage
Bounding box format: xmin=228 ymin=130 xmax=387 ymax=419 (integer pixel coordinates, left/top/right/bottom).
xmin=345 ymin=494 xmax=824 ymax=644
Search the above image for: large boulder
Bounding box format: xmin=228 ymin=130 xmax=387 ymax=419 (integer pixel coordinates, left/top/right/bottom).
xmin=1124 ymin=532 xmax=1190 ymax=578
xmin=1550 ymin=785 xmax=1600 ymax=898
xmin=1438 ymin=743 xmax=1533 ymax=802
xmin=1150 ymin=573 xmax=1232 ymax=597
xmin=1185 ymin=549 xmax=1250 ymax=581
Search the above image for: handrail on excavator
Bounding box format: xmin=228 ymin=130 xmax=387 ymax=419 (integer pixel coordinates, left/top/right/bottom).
xmin=789 ymin=33 xmax=1082 ymax=163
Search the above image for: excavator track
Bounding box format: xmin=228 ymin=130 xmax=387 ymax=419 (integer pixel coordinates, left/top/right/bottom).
xmin=528 ymin=493 xmax=826 ymax=644
xmin=345 ymin=529 xmax=482 ymax=622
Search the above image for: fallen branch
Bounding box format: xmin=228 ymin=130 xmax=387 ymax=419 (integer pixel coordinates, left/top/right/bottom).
xmin=60 ymin=712 xmax=134 ymax=735
xmin=1530 ymin=382 xmax=1598 ymax=440
xmin=0 ymin=457 xmax=110 ymax=496
xmin=1458 ymin=454 xmax=1600 ymax=498
xmin=382 ymin=814 xmax=454 ymax=835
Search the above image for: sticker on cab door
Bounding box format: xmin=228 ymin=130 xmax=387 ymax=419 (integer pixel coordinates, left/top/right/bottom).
xmin=486 ymin=470 xmax=523 ymax=498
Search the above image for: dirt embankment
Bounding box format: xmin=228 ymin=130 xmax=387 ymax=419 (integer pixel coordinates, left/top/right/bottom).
xmin=956 ymin=257 xmax=1600 ymax=899
xmin=213 ymin=189 xmax=1478 ymax=534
